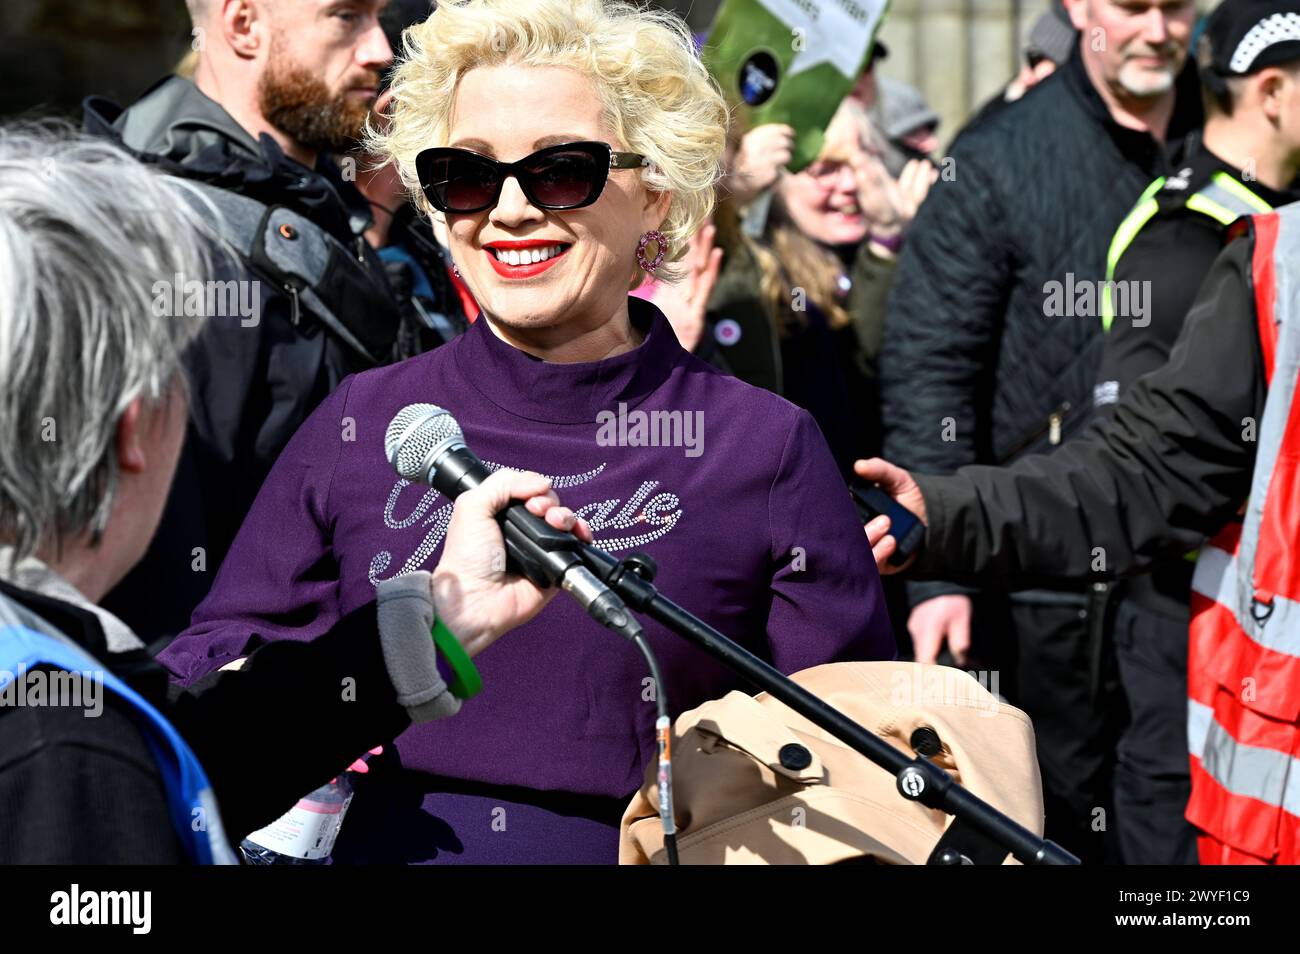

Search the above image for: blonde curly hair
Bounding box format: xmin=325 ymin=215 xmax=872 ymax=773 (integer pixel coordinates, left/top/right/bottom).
xmin=371 ymin=0 xmax=728 ymax=279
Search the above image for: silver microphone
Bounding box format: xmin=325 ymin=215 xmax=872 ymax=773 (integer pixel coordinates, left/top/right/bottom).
xmin=384 ymin=404 xmax=642 ymax=639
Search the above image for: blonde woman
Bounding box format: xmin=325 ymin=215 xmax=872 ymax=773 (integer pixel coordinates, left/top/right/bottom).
xmin=162 ymin=0 xmax=893 ymax=864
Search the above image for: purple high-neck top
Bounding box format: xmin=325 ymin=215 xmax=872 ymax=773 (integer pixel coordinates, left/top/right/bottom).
xmin=160 ymin=298 xmax=894 ymax=863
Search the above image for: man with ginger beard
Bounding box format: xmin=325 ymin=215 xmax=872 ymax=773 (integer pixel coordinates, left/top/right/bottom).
xmin=82 ymin=0 xmax=433 ymax=647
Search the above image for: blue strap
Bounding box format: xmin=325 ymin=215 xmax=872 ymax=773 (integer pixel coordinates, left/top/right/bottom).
xmin=0 ymin=625 xmax=237 ymax=864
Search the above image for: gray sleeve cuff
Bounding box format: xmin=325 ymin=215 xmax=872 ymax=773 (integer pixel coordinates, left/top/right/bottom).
xmin=375 ymin=572 xmax=462 ymax=724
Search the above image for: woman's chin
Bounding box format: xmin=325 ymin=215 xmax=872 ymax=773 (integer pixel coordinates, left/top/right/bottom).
xmin=483 ymin=304 xmax=566 ymax=335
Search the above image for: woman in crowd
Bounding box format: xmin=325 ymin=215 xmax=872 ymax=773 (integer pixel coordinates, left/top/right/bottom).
xmin=708 ymin=103 xmax=936 ymax=467
xmin=160 ymin=0 xmax=893 ymax=864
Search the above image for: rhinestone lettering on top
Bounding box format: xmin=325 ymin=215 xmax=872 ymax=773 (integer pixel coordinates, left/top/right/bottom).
xmin=577 ymin=489 xmax=682 ymax=550
xmin=368 ymin=462 xmax=684 ymax=586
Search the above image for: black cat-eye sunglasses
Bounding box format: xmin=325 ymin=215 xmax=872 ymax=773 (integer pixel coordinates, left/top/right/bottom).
xmin=415 ymin=140 xmax=649 ymax=214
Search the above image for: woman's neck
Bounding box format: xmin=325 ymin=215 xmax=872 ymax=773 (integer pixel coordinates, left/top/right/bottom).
xmin=485 ymin=299 xmax=644 ymax=363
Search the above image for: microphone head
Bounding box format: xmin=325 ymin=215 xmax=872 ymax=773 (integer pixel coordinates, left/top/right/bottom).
xmin=385 ymin=403 xmax=466 ymax=483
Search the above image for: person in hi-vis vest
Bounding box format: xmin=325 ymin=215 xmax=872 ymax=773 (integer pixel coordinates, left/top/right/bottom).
xmin=1082 ymin=0 xmax=1300 ymax=864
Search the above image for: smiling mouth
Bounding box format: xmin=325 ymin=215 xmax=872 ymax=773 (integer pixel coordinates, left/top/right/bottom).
xmin=484 ymin=243 xmax=573 ymax=278
xmin=488 ymin=244 xmax=570 ymax=265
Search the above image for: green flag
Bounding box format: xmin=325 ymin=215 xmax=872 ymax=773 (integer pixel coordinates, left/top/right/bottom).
xmin=704 ymin=0 xmax=890 ymax=171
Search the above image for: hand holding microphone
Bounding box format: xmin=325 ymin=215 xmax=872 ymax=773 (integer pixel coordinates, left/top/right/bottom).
xmin=433 ymin=467 xmax=592 ymax=657
xmin=386 ymin=404 xmax=645 ymax=645
xmin=371 ymin=466 xmax=592 ymax=721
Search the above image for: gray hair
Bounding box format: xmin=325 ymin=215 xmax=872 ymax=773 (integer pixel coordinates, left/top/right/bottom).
xmin=0 ymin=122 xmax=218 ymax=559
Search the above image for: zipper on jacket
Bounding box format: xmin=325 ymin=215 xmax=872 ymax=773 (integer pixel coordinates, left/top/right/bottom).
xmin=998 ymin=400 xmax=1072 ymax=464
xmin=285 ymin=284 xmax=301 ymax=326
xmin=1049 ymin=409 xmax=1064 ymax=446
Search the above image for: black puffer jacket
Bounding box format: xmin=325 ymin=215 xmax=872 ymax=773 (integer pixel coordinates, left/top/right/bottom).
xmin=880 ymin=46 xmax=1202 ymax=602
xmin=84 ymin=77 xmax=420 ymax=645
xmin=882 ymin=48 xmax=1202 ymax=469
xmin=910 ymin=230 xmax=1265 ymax=589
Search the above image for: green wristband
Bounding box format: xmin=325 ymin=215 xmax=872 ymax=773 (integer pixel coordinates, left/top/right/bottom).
xmin=431 ymin=617 xmax=482 ymax=700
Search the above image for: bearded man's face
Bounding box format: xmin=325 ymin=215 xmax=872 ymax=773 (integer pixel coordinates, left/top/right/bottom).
xmin=258 ymin=33 xmax=383 ymax=154
xmin=252 ymin=1 xmax=393 ymax=156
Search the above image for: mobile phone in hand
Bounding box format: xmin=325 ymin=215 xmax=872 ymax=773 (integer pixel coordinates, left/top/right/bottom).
xmin=849 ymin=477 xmax=924 ymax=565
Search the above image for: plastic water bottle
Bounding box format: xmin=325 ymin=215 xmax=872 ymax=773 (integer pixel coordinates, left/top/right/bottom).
xmin=239 ymin=774 xmax=355 ymax=865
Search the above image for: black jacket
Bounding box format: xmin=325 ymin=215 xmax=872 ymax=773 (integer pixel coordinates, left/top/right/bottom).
xmin=0 ymin=579 xmax=409 ymax=863
xmin=83 ymin=77 xmax=437 ymax=645
xmin=910 ymin=231 xmax=1265 ymax=589
xmin=1098 ymin=138 xmax=1293 ymax=412
xmin=880 ymin=46 xmax=1202 ymax=603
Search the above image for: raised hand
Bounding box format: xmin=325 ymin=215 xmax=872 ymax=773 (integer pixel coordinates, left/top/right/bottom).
xmin=647 ymin=222 xmax=724 ymax=353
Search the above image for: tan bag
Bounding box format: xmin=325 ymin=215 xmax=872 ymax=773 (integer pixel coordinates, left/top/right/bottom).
xmin=620 ymin=662 xmax=1043 ymax=865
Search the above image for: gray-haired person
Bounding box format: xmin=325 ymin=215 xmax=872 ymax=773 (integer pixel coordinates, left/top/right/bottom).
xmin=0 ymin=124 xmax=590 ymax=863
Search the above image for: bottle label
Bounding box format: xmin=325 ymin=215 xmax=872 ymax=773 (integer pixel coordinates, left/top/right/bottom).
xmin=244 ymin=793 xmax=353 ymax=861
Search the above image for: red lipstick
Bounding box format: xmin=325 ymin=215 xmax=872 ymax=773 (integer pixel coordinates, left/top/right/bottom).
xmin=483 ymin=239 xmax=571 ymax=280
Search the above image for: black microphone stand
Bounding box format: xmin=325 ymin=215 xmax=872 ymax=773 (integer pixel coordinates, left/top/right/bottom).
xmin=388 ymin=404 xmax=1072 ymax=863
xmin=575 ymin=546 xmax=1079 ymax=866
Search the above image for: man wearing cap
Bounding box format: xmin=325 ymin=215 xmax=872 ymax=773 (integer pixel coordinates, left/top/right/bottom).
xmin=1015 ymin=1 xmax=1080 ymax=99
xmin=1088 ymin=0 xmax=1300 ymax=863
xmin=1101 ymin=0 xmax=1300 ymax=399
xmin=878 ymin=0 xmax=1202 ymax=863
xmin=872 ymin=76 xmax=942 ymax=178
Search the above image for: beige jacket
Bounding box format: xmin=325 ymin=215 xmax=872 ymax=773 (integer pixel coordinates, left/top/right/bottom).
xmin=620 ymin=662 xmax=1043 ymax=864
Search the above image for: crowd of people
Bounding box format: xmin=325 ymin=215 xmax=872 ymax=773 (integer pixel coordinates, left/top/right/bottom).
xmin=0 ymin=0 xmax=1296 ymax=866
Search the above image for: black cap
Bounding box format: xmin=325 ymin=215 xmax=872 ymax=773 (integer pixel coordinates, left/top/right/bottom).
xmin=1200 ymin=0 xmax=1300 ymax=83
